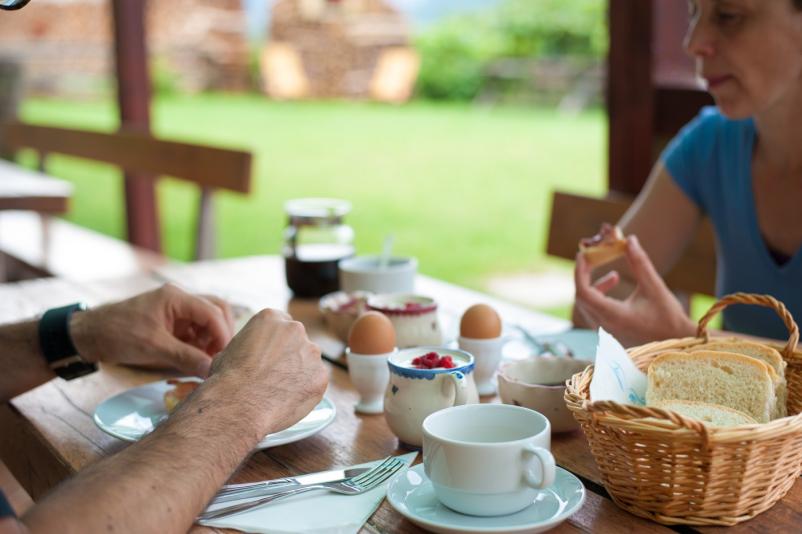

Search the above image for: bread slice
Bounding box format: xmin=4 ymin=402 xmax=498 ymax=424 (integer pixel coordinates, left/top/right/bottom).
xmin=699 ymin=339 xmax=786 ymax=376
xmin=654 ymin=400 xmax=758 ymax=427
xmin=163 ymin=379 xmax=200 ymax=413
xmin=578 ymin=224 xmax=627 ymax=268
xmin=646 ymin=351 xmax=775 ymax=423
xmin=695 ymin=340 xmax=787 ymax=419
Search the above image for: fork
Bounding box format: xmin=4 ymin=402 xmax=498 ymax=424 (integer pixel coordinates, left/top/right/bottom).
xmin=198 ymin=456 xmax=405 ymax=521
xmin=514 ymin=325 xmax=574 ymax=357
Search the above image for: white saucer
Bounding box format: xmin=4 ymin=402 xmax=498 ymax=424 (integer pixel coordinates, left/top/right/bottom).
xmin=386 ymin=464 xmax=585 ymax=534
xmin=93 ymin=379 xmax=336 ymax=450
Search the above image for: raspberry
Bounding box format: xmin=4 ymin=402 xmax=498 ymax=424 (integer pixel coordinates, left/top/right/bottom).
xmin=411 ymin=352 xmax=457 ymax=369
xmin=440 ymin=356 xmax=455 ymax=369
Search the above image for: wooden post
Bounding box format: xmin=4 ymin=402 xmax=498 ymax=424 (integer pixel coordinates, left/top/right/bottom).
xmin=0 ymin=59 xmax=22 ymax=160
xmin=111 ymin=0 xmax=161 ymax=252
xmin=607 ymin=0 xmax=655 ymax=195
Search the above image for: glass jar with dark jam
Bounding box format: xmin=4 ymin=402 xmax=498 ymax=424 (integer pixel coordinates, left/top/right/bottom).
xmin=283 ymin=198 xmax=355 ymax=298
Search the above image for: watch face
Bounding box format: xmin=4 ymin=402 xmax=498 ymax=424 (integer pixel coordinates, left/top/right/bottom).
xmin=0 ymin=0 xmax=31 ymax=10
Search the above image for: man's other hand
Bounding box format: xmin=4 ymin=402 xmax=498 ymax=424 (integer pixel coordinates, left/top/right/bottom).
xmin=70 ymin=284 xmax=235 ymax=377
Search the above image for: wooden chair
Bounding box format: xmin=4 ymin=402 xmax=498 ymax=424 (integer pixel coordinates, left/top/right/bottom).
xmin=546 ymin=191 xmax=717 ymax=300
xmin=2 ymin=121 xmax=252 ymax=261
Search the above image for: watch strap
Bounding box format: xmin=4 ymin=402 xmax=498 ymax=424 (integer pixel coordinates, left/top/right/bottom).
xmin=38 ymin=303 xmax=97 ymax=380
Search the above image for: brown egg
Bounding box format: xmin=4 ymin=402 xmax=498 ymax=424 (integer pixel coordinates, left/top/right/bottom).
xmin=460 ymin=304 xmax=502 ymax=339
xmin=348 ymin=311 xmax=396 ymax=355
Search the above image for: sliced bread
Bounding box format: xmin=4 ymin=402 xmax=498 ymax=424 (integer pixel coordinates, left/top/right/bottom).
xmin=653 ymin=400 xmax=758 ymax=426
xmin=694 ymin=340 xmax=787 ymax=419
xmin=646 ymin=351 xmax=776 ymax=423
xmin=698 ymin=339 xmax=786 ymax=375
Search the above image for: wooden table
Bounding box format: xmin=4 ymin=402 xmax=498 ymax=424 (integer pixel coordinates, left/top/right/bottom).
xmin=0 ymin=159 xmax=71 ymax=213
xmin=1 ymin=256 xmax=799 ymax=533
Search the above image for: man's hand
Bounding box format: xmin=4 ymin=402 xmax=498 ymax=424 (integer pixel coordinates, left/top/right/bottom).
xmin=574 ymin=235 xmax=696 ymax=347
xmin=18 ymin=308 xmax=328 ymax=534
xmin=70 ymin=284 xmax=235 ymax=377
xmin=208 ymin=309 xmax=329 ymax=436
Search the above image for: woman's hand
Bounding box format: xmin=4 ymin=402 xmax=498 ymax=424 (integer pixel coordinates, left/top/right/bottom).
xmin=574 ymin=235 xmax=696 ymax=347
xmin=70 ymin=284 xmax=235 ymax=377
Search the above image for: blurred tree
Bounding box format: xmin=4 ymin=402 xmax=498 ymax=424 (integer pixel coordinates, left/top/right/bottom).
xmin=493 ymin=0 xmax=606 ymax=58
xmin=415 ymin=0 xmax=606 ymax=101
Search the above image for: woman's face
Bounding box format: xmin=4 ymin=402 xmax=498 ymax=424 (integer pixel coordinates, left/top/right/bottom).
xmin=685 ymin=0 xmax=802 ymax=119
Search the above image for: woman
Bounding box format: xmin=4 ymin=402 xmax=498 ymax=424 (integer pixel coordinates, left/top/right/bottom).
xmin=574 ymin=0 xmax=802 ymax=346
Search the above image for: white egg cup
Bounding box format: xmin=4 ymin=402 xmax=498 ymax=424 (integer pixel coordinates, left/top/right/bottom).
xmin=458 ymin=336 xmax=505 ymax=396
xmin=347 ymin=348 xmax=395 ymax=414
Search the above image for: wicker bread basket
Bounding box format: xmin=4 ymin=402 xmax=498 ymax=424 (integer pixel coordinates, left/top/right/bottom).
xmin=565 ymin=293 xmax=802 ymax=526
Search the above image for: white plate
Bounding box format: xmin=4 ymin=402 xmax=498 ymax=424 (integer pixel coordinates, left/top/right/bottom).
xmin=93 ymin=379 xmax=336 ymax=450
xmin=386 ymin=464 xmax=585 ymax=534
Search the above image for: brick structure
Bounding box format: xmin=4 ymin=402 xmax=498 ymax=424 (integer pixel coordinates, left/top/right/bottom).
xmin=0 ymin=0 xmax=251 ymax=96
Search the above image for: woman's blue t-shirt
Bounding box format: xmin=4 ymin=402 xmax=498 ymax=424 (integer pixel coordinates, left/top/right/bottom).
xmin=661 ymin=106 xmax=802 ymax=340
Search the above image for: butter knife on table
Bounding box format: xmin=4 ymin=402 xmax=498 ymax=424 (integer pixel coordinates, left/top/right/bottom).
xmin=211 ymin=466 xmax=371 ymax=505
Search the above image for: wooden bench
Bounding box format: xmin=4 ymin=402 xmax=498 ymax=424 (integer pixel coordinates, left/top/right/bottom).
xmin=547 ymin=191 xmax=716 ymax=298
xmin=0 ymin=211 xmax=168 ymax=282
xmin=0 ymin=122 xmax=252 ymax=282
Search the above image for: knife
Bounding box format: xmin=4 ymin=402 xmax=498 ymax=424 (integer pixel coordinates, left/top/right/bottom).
xmin=210 ymin=466 xmax=371 ymax=505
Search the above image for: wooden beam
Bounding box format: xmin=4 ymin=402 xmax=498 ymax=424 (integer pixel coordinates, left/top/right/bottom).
xmin=607 ymin=0 xmax=655 ymax=195
xmin=4 ymin=123 xmax=252 ymax=193
xmin=112 ymin=0 xmax=161 ymax=253
xmin=653 ymin=87 xmax=713 ymax=140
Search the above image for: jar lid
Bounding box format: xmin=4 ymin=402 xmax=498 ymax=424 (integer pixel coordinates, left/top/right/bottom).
xmin=285 ymin=198 xmax=351 ymax=220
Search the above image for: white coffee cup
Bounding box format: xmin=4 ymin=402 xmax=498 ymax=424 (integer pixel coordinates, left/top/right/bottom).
xmin=338 ymin=255 xmax=417 ymax=294
xmin=422 ymin=404 xmax=556 ymax=517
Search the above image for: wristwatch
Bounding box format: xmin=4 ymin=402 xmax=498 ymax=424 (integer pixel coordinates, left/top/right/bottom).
xmin=38 ymin=303 xmax=98 ymax=380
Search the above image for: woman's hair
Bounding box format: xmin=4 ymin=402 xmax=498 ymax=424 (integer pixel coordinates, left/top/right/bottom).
xmin=796 ymin=0 xmax=802 ymax=9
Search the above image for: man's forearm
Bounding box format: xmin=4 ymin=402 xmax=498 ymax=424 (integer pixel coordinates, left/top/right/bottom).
xmin=0 ymin=321 xmax=53 ymax=402
xmin=21 ymin=374 xmax=270 ymax=534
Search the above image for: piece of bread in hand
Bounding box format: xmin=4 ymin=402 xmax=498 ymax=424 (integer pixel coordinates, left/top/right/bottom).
xmin=692 ymin=339 xmax=787 ymax=419
xmin=646 ymin=351 xmax=776 ymax=423
xmin=653 ymin=400 xmax=758 ymax=427
xmin=164 ymin=379 xmax=200 ymax=413
xmin=578 ymin=223 xmax=627 ymax=268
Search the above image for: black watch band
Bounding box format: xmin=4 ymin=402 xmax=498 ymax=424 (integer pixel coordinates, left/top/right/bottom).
xmin=38 ymin=303 xmax=97 ymax=380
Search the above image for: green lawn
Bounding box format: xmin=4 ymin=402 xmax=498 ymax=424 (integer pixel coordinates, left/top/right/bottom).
xmin=20 ymin=94 xmax=606 ymax=298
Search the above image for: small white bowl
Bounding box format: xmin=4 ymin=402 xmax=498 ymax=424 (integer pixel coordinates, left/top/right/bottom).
xmin=498 ymin=356 xmax=589 ymax=433
xmin=367 ymin=293 xmax=442 ymax=348
xmin=338 ymin=256 xmax=417 ymax=294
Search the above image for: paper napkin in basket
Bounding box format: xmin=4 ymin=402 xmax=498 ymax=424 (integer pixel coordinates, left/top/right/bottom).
xmin=589 ymin=328 xmax=647 ymax=405
xmin=198 ymin=452 xmax=417 ymax=534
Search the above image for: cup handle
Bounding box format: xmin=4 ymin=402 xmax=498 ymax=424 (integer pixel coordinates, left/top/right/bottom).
xmin=522 ymin=443 xmax=556 ymax=489
xmin=442 ymin=371 xmax=468 ymax=406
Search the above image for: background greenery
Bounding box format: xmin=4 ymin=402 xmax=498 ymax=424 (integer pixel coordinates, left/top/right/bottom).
xmin=414 ymin=0 xmax=606 ymax=101
xmin=20 ymin=94 xmax=606 ymax=297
